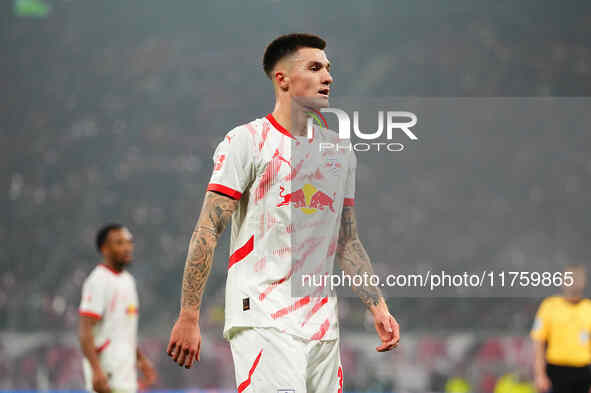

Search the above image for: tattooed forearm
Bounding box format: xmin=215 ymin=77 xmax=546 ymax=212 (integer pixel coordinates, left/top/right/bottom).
xmin=180 ymin=191 xmax=238 ymax=311
xmin=335 ymin=206 xmax=383 ymax=308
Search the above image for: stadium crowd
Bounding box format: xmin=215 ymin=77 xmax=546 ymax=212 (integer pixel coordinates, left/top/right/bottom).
xmin=0 ymin=332 xmax=535 ymax=393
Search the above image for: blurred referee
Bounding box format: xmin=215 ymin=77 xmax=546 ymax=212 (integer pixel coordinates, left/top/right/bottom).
xmin=531 ymin=265 xmax=591 ymax=393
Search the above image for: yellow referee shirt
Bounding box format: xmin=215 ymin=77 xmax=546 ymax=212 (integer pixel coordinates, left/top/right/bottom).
xmin=530 ymin=296 xmax=591 ymax=367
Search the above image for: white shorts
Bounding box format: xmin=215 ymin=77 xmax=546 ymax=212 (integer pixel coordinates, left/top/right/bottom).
xmin=229 ymin=327 xmax=343 ymax=393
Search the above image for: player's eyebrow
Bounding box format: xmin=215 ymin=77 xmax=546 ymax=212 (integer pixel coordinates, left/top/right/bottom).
xmin=308 ymin=60 xmax=331 ymax=70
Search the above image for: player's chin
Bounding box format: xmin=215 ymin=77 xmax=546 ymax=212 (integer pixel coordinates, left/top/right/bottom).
xmin=311 ymin=95 xmax=330 ymax=109
xmin=293 ymin=95 xmax=329 ymax=110
xmin=120 ymin=256 xmax=133 ymax=265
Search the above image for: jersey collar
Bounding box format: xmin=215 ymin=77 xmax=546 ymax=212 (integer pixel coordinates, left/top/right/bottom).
xmin=101 ymin=263 xmax=123 ymax=275
xmin=265 ymin=114 xmax=294 ymax=139
xmin=266 ymin=113 xmax=318 ymax=142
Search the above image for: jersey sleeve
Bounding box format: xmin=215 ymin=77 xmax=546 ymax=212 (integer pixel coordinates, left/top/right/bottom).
xmin=207 ymin=126 xmax=255 ymax=200
xmin=79 ymin=275 xmax=106 ymax=320
xmin=530 ymin=298 xmax=550 ymax=341
xmin=343 ymin=150 xmax=357 ymax=206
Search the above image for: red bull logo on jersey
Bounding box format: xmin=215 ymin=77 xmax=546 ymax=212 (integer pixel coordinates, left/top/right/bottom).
xmin=126 ymin=304 xmax=138 ymax=316
xmin=277 ymin=183 xmax=335 ymax=214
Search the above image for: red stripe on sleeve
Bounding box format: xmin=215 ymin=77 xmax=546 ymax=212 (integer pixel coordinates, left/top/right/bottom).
xmin=207 ymin=183 xmax=242 ymax=200
xmin=79 ymin=310 xmax=102 ymax=320
xmin=228 ymin=235 xmax=254 ymax=270
xmin=238 ymin=349 xmax=263 ymax=393
xmin=343 ymin=198 xmax=355 ymax=206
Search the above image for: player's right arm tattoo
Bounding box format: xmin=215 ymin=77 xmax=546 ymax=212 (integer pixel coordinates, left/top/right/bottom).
xmin=335 ymin=205 xmax=383 ymax=308
xmin=180 ymin=191 xmax=238 ymax=312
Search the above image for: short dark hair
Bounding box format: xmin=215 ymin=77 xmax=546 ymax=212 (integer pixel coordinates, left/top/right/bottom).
xmin=263 ymin=33 xmax=326 ymax=78
xmin=96 ymin=223 xmax=123 ymax=252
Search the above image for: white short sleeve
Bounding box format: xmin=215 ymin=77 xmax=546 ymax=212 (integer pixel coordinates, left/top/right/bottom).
xmin=207 ymin=126 xmax=255 ymax=200
xmin=79 ymin=275 xmax=105 ymax=320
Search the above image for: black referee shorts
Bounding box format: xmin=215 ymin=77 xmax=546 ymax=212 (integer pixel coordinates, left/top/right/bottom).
xmin=547 ymin=363 xmax=591 ymax=393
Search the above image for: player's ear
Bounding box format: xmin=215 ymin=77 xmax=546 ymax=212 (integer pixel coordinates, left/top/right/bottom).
xmin=99 ymin=243 xmax=109 ymax=258
xmin=274 ymin=70 xmax=289 ymax=91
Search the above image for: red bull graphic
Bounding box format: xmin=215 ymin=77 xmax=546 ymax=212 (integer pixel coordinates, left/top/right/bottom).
xmin=277 ymin=183 xmax=335 ymax=214
xmin=310 ymin=190 xmax=335 ymax=212
xmin=277 ymin=186 xmax=306 ymax=208
xmin=125 ymin=304 xmax=138 ymax=315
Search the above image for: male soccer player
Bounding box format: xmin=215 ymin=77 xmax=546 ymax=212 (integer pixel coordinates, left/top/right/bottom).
xmin=531 ymin=265 xmax=591 ymax=393
xmin=167 ymin=33 xmax=400 ymax=392
xmin=79 ymin=224 xmax=157 ymax=393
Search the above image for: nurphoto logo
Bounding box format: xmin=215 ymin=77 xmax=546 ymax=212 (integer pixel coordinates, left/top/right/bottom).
xmin=307 ymin=108 xmax=419 ymax=152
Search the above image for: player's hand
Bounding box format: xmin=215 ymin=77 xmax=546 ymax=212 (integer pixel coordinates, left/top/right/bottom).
xmin=167 ymin=311 xmax=201 ymax=369
xmin=370 ymin=302 xmax=400 ymax=352
xmin=138 ymin=356 xmax=157 ymax=387
xmin=92 ymin=368 xmax=111 ymax=393
xmin=534 ymin=372 xmax=551 ymax=393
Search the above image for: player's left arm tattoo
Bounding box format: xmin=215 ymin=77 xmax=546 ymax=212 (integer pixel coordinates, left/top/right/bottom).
xmin=335 ymin=205 xmax=383 ymax=308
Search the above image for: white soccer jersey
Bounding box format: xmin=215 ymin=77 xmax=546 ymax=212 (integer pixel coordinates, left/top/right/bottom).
xmin=208 ymin=114 xmax=356 ymax=342
xmin=79 ymin=264 xmax=139 ymax=392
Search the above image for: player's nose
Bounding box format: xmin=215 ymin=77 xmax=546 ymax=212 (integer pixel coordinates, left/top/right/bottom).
xmin=322 ymin=69 xmax=333 ymax=85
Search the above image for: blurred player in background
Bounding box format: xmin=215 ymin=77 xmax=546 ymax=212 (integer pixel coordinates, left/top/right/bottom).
xmin=167 ymin=33 xmax=399 ymax=392
xmin=531 ymin=264 xmax=591 ymax=393
xmin=79 ymin=224 xmax=157 ymax=393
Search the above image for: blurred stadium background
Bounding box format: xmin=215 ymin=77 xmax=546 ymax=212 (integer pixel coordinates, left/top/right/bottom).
xmin=2 ymin=0 xmax=591 ymax=392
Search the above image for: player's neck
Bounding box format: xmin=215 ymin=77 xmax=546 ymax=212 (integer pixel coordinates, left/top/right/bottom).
xmin=103 ymin=260 xmax=125 ymax=273
xmin=271 ymin=102 xmax=313 ymax=137
xmin=563 ymin=293 xmax=583 ymax=303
